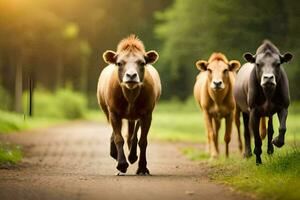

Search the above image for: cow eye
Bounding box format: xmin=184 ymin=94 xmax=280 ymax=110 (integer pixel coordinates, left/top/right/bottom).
xmin=139 ymin=61 xmax=146 ymax=66
xmin=256 ymin=63 xmax=260 ymax=67
xmin=116 ymin=62 xmax=123 ymax=67
xmin=223 ymin=69 xmax=229 ymax=74
xmin=274 ymin=62 xmax=280 ymax=67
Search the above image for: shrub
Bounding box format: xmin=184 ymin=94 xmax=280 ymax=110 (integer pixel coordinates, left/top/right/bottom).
xmin=55 ymin=89 xmax=87 ymax=119
xmin=23 ymin=88 xmax=87 ymax=119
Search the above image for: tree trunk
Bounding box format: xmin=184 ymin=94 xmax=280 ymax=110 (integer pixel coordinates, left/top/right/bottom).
xmin=14 ymin=57 xmax=23 ymax=113
xmin=56 ymin=55 xmax=63 ymax=89
xmin=80 ymin=58 xmax=88 ymax=95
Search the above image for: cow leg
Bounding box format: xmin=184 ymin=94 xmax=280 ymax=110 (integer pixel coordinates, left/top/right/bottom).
xmin=127 ymin=120 xmax=135 ymax=149
xmin=137 ymin=114 xmax=152 ymax=175
xmin=272 ymin=108 xmax=288 ymax=148
xmin=224 ymin=113 xmax=233 ymax=158
xmin=242 ymin=112 xmax=252 ymax=158
xmin=110 ymin=112 xmax=128 ymax=173
xmin=110 ymin=132 xmax=117 ymax=160
xmin=128 ymin=121 xmax=139 ymax=164
xmin=212 ymin=118 xmax=220 ymax=155
xmin=235 ymin=109 xmax=243 ymax=152
xmin=250 ymin=109 xmax=262 ymax=164
xmin=203 ymin=111 xmax=218 ymax=158
xmin=267 ymin=117 xmax=274 ymax=154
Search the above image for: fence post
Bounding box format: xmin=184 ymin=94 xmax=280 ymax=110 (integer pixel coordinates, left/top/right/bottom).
xmin=29 ymin=76 xmax=34 ymax=117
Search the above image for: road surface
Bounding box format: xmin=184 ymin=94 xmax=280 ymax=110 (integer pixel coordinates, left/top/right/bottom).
xmin=0 ymin=121 xmax=253 ymax=200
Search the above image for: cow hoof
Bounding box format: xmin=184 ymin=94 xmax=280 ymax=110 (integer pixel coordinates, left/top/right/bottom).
xmin=243 ymin=151 xmax=252 ymax=158
xmin=267 ymin=146 xmax=274 ymax=155
xmin=238 ymin=144 xmax=243 ymax=152
xmin=210 ymin=153 xmax=219 ymax=160
xmin=272 ymin=137 xmax=284 ymax=148
xmin=128 ymin=154 xmax=138 ymax=164
xmin=117 ymin=161 xmax=129 ymax=173
xmin=116 ymin=171 xmax=126 ymax=176
xmin=136 ymin=168 xmax=150 ymax=175
xmin=256 ymin=157 xmax=262 ymax=165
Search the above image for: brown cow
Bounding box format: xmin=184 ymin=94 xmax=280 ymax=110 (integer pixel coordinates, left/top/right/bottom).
xmin=97 ymin=35 xmax=161 ymax=175
xmin=194 ymin=53 xmax=241 ymax=159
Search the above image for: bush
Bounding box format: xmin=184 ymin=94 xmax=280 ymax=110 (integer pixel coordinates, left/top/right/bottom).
xmin=0 ymin=110 xmax=27 ymax=133
xmin=23 ymin=88 xmax=87 ymax=119
xmin=55 ymin=89 xmax=87 ymax=119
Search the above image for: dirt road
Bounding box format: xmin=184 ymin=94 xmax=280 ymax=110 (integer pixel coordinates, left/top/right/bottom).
xmin=0 ymin=121 xmax=252 ymax=200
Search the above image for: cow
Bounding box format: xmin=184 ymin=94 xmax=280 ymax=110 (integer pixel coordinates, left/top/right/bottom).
xmin=194 ymin=53 xmax=241 ymax=159
xmin=97 ymin=35 xmax=161 ymax=174
xmin=234 ymin=40 xmax=293 ymax=164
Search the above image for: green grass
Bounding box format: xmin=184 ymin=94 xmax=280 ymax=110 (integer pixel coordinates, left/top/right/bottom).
xmin=0 ymin=143 xmax=22 ymax=165
xmin=151 ymin=99 xmax=300 ymax=143
xmin=181 ymin=146 xmax=300 ymax=200
xmin=0 ymin=110 xmax=67 ymax=134
xmin=150 ymin=99 xmax=205 ymax=142
xmin=88 ymin=99 xmax=300 ymax=143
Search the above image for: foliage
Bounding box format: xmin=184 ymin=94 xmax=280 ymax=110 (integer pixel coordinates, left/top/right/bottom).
xmin=23 ymin=88 xmax=88 ymax=119
xmin=0 ymin=110 xmax=27 ymax=133
xmin=0 ymin=109 xmax=66 ymax=134
xmin=156 ymin=0 xmax=300 ymax=100
xmin=182 ymin=146 xmax=300 ymax=200
xmin=0 ymin=143 xmax=22 ymax=165
xmin=0 ymin=0 xmax=172 ymax=111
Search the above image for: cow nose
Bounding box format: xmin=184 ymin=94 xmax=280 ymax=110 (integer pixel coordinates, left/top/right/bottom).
xmin=125 ymin=72 xmax=138 ymax=81
xmin=262 ymin=73 xmax=276 ymax=85
xmin=213 ymin=80 xmax=222 ymax=87
xmin=263 ymin=74 xmax=275 ymax=82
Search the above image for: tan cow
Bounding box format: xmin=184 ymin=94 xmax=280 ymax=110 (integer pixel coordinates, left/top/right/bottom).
xmin=97 ymin=35 xmax=161 ymax=175
xmin=194 ymin=53 xmax=241 ymax=158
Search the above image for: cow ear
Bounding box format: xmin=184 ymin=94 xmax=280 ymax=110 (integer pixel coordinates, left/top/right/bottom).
xmin=195 ymin=60 xmax=208 ymax=71
xmin=103 ymin=50 xmax=117 ymax=64
xmin=280 ymin=52 xmax=293 ymax=63
xmin=145 ymin=50 xmax=159 ymax=64
xmin=228 ymin=60 xmax=241 ymax=72
xmin=244 ymin=52 xmax=256 ymax=63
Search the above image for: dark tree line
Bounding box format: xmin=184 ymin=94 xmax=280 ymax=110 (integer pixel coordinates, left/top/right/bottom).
xmin=0 ymin=0 xmax=172 ymax=111
xmin=156 ymin=0 xmax=300 ymax=100
xmin=0 ymin=0 xmax=299 ymax=112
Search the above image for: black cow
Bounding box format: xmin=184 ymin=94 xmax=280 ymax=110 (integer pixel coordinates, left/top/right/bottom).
xmin=234 ymin=40 xmax=293 ymax=164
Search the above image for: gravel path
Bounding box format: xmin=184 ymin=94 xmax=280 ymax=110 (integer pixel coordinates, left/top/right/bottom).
xmin=0 ymin=121 xmax=253 ymax=200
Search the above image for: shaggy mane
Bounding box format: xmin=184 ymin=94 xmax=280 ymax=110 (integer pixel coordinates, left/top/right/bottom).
xmin=208 ymin=53 xmax=228 ymax=63
xmin=117 ymin=34 xmax=145 ymax=53
xmin=256 ymin=40 xmax=280 ymax=55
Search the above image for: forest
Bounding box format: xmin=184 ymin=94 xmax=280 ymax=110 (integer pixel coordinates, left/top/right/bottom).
xmin=0 ymin=0 xmax=299 ymax=113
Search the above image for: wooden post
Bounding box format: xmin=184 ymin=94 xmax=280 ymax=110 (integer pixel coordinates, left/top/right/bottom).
xmin=29 ymin=76 xmax=34 ymax=117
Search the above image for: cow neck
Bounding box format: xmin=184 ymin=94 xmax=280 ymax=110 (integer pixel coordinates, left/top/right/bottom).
xmin=121 ymin=84 xmax=142 ymax=113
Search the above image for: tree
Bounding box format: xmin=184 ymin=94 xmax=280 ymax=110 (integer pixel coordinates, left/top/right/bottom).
xmin=155 ymin=0 xmax=299 ymax=100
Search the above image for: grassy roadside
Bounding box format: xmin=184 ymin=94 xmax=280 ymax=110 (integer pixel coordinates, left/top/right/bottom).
xmin=0 ymin=143 xmax=22 ymax=166
xmin=152 ymin=100 xmax=300 ymax=143
xmin=0 ymin=110 xmax=67 ymax=134
xmin=0 ymin=110 xmax=68 ymax=165
xmin=181 ymin=146 xmax=300 ymax=200
xmin=88 ymin=99 xmax=300 ymax=143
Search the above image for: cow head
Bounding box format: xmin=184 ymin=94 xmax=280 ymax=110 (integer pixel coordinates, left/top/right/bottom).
xmin=244 ymin=41 xmax=293 ymax=97
xmin=196 ymin=53 xmax=240 ymax=91
xmin=103 ymin=35 xmax=158 ymax=90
